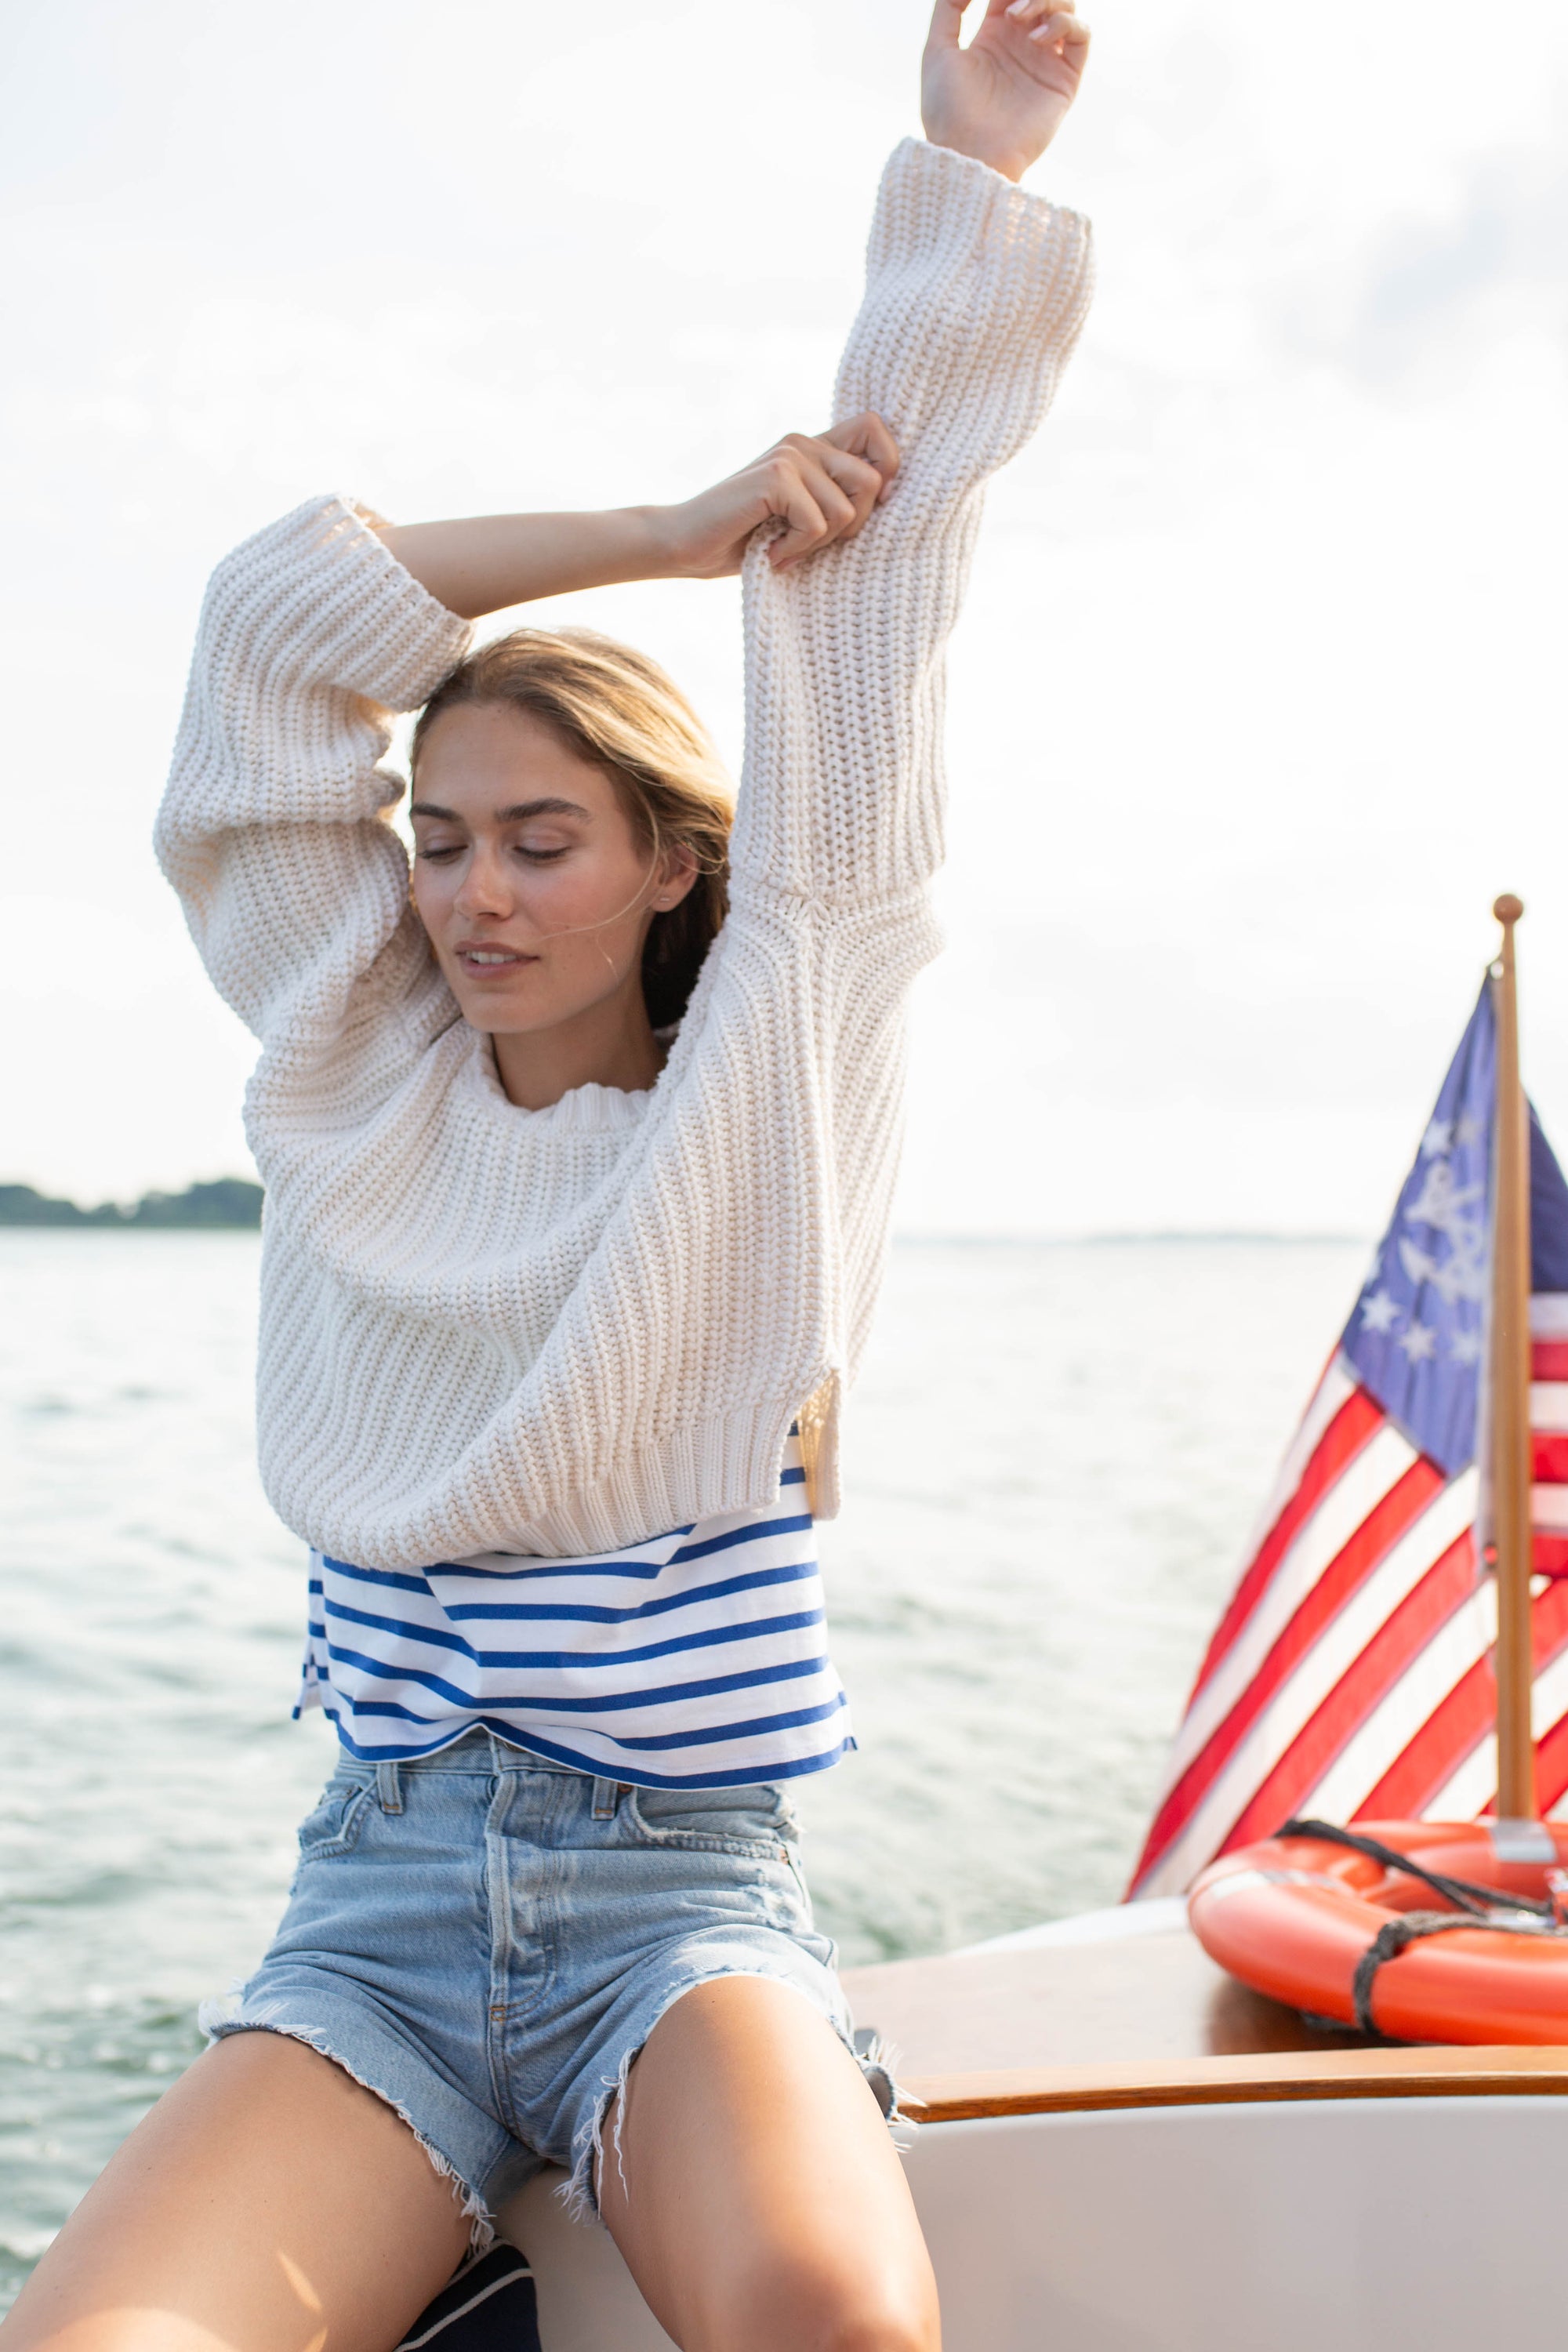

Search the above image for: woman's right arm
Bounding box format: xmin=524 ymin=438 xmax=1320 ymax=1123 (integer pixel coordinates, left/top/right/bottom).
xmin=157 ymin=454 xmax=892 ymax=1054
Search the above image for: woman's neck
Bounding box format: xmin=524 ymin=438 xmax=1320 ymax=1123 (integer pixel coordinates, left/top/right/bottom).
xmin=489 ymin=985 xmax=666 ymax=1112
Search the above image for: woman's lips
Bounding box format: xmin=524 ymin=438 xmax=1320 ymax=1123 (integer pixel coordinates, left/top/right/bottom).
xmin=453 ymin=945 xmax=539 ymax=976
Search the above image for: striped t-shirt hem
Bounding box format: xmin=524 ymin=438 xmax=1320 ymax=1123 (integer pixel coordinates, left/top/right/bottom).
xmin=295 ymin=1437 xmax=855 ymax=1788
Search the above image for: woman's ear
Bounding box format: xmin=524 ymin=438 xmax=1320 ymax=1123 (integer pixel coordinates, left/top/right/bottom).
xmin=651 ymin=843 xmax=700 ymax=913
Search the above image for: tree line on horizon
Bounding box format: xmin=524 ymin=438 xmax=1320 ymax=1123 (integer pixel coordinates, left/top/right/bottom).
xmin=0 ymin=1178 xmax=263 ymax=1229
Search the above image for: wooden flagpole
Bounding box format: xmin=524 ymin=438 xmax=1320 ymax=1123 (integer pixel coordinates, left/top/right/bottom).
xmin=1489 ymin=892 xmax=1537 ymax=1823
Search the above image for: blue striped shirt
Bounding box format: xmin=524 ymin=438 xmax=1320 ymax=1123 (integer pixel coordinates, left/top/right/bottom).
xmin=295 ymin=1435 xmax=854 ymax=1787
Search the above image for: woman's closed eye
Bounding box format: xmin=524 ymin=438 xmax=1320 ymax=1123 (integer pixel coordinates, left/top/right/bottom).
xmin=415 ymin=838 xmax=573 ymax=865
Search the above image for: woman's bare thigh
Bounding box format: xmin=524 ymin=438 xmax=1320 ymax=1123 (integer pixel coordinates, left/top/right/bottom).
xmin=599 ymin=1975 xmax=940 ymax=2352
xmin=1 ymin=2031 xmax=472 ymax=2352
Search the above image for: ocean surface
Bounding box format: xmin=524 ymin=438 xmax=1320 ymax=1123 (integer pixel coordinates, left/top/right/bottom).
xmin=0 ymin=1230 xmax=1366 ymax=2299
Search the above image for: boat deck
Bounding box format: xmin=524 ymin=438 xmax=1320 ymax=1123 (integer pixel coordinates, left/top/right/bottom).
xmin=843 ymin=1920 xmax=1568 ymax=2118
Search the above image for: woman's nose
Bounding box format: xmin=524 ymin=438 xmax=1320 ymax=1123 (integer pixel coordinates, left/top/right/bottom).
xmin=453 ymin=850 xmax=512 ymax=920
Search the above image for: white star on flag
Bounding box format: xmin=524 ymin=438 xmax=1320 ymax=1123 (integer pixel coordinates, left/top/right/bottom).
xmin=1450 ymin=1329 xmax=1483 ymax=1366
xmin=1421 ymin=1119 xmax=1454 ymax=1159
xmin=1398 ymin=1322 xmax=1438 ymax=1363
xmin=1359 ymin=1290 xmax=1400 ymax=1334
xmin=1456 ymin=1113 xmax=1485 ymax=1148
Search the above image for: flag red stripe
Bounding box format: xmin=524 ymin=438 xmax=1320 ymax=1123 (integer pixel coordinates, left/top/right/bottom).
xmin=1356 ymin=1655 xmax=1494 ymax=1820
xmin=1135 ymin=1456 xmax=1443 ymax=1878
xmin=1215 ymin=1530 xmax=1477 ymax=1853
xmin=1535 ymin=1533 xmax=1568 ymax=1578
xmin=1356 ymin=1580 xmax=1568 ymax=1820
xmin=1185 ymin=1386 xmax=1385 ymax=1698
xmin=1472 ymin=1587 xmax=1568 ymax=1809
xmin=1533 ymin=1432 xmax=1568 ymax=1482
xmin=1533 ymin=1692 xmax=1568 ymax=1816
xmin=1533 ymin=1341 xmax=1568 ymax=1381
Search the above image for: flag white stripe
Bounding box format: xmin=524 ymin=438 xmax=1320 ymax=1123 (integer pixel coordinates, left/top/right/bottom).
xmin=1305 ymin=1581 xmax=1494 ymax=1824
xmin=1530 ymin=1384 xmax=1568 ymax=1430
xmin=1161 ymin=1423 xmax=1417 ymax=1785
xmin=1229 ymin=1357 xmax=1358 ymax=1568
xmin=1423 ymin=1729 xmax=1500 ymax=1821
xmin=1522 ymin=1646 xmax=1568 ymax=1793
xmin=1531 ymin=1296 xmax=1568 ymax=1339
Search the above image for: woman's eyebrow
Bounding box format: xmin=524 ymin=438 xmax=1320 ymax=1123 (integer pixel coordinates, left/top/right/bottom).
xmin=408 ymin=796 xmax=591 ymax=823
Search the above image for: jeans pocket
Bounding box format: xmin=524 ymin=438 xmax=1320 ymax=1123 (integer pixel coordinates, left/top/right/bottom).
xmin=296 ymin=1778 xmax=372 ymax=1864
xmin=626 ymin=1781 xmax=795 ymax=1859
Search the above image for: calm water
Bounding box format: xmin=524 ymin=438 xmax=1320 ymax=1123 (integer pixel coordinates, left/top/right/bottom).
xmin=0 ymin=1231 xmax=1364 ymax=2296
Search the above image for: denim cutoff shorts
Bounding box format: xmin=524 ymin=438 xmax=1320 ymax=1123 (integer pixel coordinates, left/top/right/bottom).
xmin=205 ymin=1729 xmax=890 ymax=2241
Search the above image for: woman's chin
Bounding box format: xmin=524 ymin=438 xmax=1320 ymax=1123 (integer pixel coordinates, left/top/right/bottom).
xmin=453 ymin=982 xmax=547 ymax=1031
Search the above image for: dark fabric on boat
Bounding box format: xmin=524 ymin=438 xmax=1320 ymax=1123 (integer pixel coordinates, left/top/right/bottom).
xmin=397 ymin=2244 xmax=541 ymax=2350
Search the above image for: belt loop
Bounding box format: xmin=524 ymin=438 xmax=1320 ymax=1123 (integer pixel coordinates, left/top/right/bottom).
xmin=590 ymin=1776 xmax=619 ymax=1821
xmin=376 ymin=1759 xmax=403 ymax=1815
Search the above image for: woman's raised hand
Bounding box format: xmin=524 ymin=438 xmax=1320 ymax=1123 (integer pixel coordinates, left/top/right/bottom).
xmin=921 ymin=0 xmax=1091 ymax=185
xmin=655 ymin=414 xmax=901 ymax=579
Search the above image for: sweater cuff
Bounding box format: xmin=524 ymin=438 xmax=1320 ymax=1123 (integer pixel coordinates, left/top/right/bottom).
xmin=894 ymin=131 xmax=1090 ymax=239
xmin=850 ymin=135 xmax=1093 ymax=390
xmin=220 ymin=493 xmax=474 ymax=714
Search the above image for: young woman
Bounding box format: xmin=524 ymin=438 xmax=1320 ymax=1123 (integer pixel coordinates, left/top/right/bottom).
xmin=5 ymin=6 xmax=1092 ymax=2347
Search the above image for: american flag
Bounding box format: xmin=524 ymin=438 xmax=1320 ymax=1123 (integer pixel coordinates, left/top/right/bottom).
xmin=1130 ymin=980 xmax=1568 ymax=1900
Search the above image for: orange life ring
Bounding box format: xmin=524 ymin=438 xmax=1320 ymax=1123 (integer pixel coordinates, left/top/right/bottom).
xmin=1188 ymin=1819 xmax=1568 ymax=2043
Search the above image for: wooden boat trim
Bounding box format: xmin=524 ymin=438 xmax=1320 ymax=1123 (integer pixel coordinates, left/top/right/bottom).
xmin=902 ymin=2043 xmax=1568 ymax=2122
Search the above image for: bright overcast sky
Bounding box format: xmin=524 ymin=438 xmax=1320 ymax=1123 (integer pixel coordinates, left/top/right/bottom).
xmin=2 ymin=0 xmax=1565 ymax=1234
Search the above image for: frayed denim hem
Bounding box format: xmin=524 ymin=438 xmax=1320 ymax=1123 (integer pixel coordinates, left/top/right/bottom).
xmin=204 ymin=2013 xmax=495 ymax=2257
xmin=560 ymin=2033 xmax=639 ymax=2230
xmin=853 ymin=2027 xmax=920 ymax=2154
xmin=556 ymin=1971 xmax=916 ymax=2230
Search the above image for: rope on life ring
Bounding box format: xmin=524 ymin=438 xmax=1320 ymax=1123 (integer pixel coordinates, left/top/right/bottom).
xmin=1273 ymin=1819 xmax=1568 ymax=2031
xmin=1349 ymin=1909 xmax=1565 ymax=2034
xmin=1275 ymin=1818 xmax=1554 ymax=1919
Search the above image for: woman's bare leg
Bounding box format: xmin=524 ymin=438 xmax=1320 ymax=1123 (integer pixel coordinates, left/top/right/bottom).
xmin=1 ymin=2032 xmax=473 ymax=2352
xmin=599 ymin=1977 xmax=940 ymax=2352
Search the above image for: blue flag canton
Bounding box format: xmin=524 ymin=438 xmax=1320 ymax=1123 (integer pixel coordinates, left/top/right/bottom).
xmin=1341 ymin=982 xmax=1494 ymax=1478
xmin=1531 ymin=1109 xmax=1568 ymax=1293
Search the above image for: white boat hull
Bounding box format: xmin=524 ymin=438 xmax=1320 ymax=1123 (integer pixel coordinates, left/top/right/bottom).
xmin=503 ymin=2089 xmax=1568 ymax=2350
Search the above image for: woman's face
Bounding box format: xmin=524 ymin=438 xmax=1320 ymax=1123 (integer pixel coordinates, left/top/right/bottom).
xmin=409 ymin=702 xmax=692 ymax=1037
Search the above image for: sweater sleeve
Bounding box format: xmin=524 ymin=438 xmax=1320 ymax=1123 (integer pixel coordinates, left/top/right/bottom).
xmin=728 ymin=137 xmax=1094 ymax=905
xmin=155 ymin=495 xmax=474 ymax=1050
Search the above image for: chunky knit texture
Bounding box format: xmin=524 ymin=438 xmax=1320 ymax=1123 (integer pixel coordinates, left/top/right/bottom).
xmin=158 ymin=138 xmax=1094 ymax=1570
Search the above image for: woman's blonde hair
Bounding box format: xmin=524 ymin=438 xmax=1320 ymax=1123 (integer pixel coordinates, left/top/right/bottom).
xmin=412 ymin=628 xmax=735 ymax=1029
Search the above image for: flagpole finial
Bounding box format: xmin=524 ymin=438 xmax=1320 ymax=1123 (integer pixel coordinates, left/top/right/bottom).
xmin=1495 ymin=894 xmax=1524 ymax=927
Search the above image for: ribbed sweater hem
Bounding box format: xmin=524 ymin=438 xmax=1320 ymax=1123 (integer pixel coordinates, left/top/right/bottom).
xmin=274 ymin=1390 xmax=839 ymax=1571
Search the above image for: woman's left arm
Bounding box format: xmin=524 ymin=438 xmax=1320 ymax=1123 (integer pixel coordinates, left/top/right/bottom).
xmin=727 ymin=0 xmax=1094 ymax=906
xmin=373 ymin=445 xmax=904 ymax=620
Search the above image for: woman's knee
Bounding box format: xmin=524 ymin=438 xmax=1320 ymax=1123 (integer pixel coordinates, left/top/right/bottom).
xmin=717 ymin=2247 xmax=940 ymax=2352
xmin=818 ymin=2310 xmax=941 ymax=2352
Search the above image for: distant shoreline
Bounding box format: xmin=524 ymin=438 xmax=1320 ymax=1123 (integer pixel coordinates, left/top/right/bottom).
xmin=0 ymin=1178 xmax=263 ymax=1230
xmin=0 ymin=1185 xmax=1363 ymax=1247
xmin=895 ymin=1229 xmax=1367 ymax=1248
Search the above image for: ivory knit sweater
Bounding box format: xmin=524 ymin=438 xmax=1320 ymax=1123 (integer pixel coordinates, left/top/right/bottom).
xmin=157 ymin=138 xmax=1094 ymax=1572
